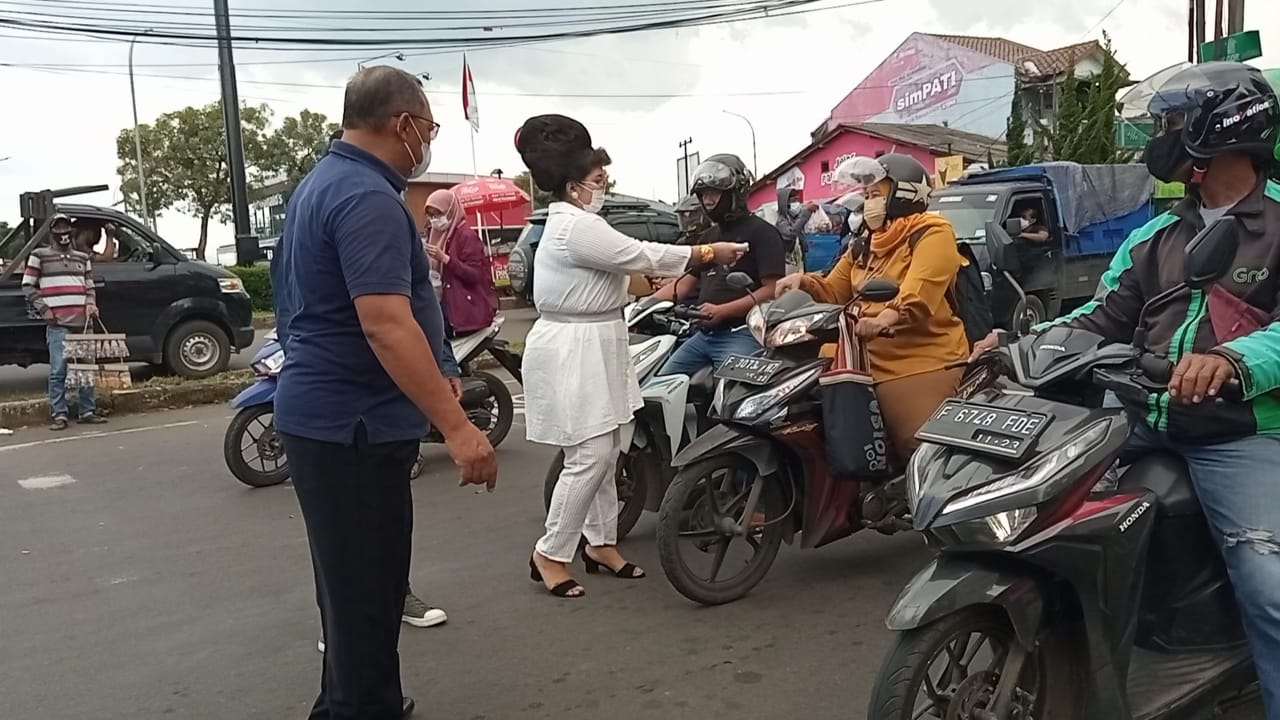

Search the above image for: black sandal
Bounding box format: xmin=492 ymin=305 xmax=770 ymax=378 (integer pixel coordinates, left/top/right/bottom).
xmin=529 ymin=555 xmax=585 ymax=598
xmin=583 ymin=549 xmax=646 ymax=579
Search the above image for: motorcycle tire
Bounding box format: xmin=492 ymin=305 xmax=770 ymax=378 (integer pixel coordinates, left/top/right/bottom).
xmin=656 ymin=456 xmax=786 ymax=606
xmin=543 ymin=450 xmax=647 ymax=541
xmin=867 ymin=607 xmax=1083 ymax=720
xmin=224 ymin=405 xmax=291 ymax=488
xmin=474 ymin=371 xmax=515 ymax=449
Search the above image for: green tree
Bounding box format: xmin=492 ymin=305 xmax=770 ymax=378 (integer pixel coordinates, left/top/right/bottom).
xmin=513 ymin=170 xmax=618 ymax=211
xmin=1005 ymin=80 xmax=1035 ymax=167
xmin=116 ymin=101 xmax=272 ymax=261
xmin=1033 ymin=33 xmax=1134 ymax=164
xmin=262 ymin=109 xmax=340 ymax=187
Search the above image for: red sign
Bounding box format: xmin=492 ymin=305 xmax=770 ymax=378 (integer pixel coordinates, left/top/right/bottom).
xmin=891 ymin=60 xmax=965 ymax=118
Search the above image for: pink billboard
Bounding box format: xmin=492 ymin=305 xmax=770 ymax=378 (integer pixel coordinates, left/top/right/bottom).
xmin=826 ymin=33 xmax=1017 ymax=139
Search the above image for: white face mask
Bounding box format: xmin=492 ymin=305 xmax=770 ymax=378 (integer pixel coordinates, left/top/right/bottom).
xmin=575 ymin=182 xmax=605 ymax=214
xmin=1020 ymin=217 xmax=1033 ymax=229
xmin=402 ymin=119 xmax=432 ymax=179
xmin=429 ymin=216 xmax=450 ymax=231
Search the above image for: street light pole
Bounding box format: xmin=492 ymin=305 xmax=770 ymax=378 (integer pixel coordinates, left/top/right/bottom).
xmin=129 ymin=29 xmax=153 ymax=228
xmin=723 ymin=110 xmax=757 ymax=178
xmin=358 ymin=51 xmax=406 ymax=70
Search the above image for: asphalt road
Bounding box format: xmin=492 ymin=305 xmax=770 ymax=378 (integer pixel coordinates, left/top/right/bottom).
xmin=0 ymin=365 xmax=1263 ymax=719
xmin=0 ymin=308 xmax=538 ymax=399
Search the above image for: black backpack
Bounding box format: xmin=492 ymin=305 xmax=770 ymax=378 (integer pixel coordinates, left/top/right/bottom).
xmin=906 ymin=227 xmax=994 ymax=348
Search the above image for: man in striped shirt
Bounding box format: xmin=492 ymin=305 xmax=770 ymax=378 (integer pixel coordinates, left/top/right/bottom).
xmin=22 ymin=214 xmax=108 ymax=430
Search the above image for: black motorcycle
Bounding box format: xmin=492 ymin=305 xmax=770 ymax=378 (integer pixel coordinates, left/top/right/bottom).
xmin=867 ymin=217 xmax=1260 ymax=719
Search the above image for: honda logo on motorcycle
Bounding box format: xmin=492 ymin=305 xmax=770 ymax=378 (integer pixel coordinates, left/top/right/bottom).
xmin=1119 ymin=501 xmax=1151 ymax=533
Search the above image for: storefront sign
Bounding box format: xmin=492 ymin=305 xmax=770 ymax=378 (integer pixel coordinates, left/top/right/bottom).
xmin=820 ymin=152 xmax=859 ymax=186
xmin=892 ymin=61 xmax=965 ymax=117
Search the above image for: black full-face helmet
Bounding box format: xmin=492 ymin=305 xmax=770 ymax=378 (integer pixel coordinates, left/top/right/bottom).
xmin=676 ymin=194 xmax=709 ymax=236
xmin=690 ymin=153 xmax=753 ymax=223
xmin=1144 ymin=61 xmax=1279 ymax=182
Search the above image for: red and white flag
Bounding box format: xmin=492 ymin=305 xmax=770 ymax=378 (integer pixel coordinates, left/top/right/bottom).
xmin=462 ymin=54 xmax=479 ymax=133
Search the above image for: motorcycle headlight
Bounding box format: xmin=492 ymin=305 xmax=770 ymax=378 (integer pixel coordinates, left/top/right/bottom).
xmin=733 ymin=366 xmax=821 ymax=420
xmin=746 ymin=306 xmax=766 ymax=345
xmin=947 ymin=507 xmax=1040 ymax=545
xmin=940 ymin=419 xmax=1110 ymax=518
xmin=251 ymin=348 xmax=285 ymax=376
xmin=765 ymin=312 xmax=825 ymax=348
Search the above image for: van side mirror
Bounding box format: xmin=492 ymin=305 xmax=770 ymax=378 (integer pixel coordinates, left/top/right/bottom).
xmin=726 ymin=271 xmax=754 ymax=290
xmin=1185 ymin=217 xmax=1239 ymax=289
xmin=1004 ymin=218 xmax=1024 ymax=237
xmin=860 ymin=278 xmax=900 ymax=303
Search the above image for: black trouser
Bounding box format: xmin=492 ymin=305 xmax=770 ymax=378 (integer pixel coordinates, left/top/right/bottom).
xmin=283 ymin=428 xmax=417 ymax=720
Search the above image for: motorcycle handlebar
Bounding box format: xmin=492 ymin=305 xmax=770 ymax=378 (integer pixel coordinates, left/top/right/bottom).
xmin=674 ymin=305 xmax=713 ymax=321
xmin=1138 ymin=354 xmax=1242 ymax=401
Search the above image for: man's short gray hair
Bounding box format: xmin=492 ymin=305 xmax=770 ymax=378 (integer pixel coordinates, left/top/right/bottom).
xmin=342 ymin=66 xmax=428 ymax=131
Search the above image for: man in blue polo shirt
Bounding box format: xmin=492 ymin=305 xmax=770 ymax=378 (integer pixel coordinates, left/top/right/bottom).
xmin=273 ymin=65 xmax=497 ymax=720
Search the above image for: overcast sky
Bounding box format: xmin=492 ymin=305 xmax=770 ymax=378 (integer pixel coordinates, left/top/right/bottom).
xmin=0 ymin=0 xmax=1277 ymax=255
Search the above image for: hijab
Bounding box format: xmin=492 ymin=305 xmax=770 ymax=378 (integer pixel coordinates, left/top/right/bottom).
xmin=424 ymin=188 xmax=466 ymax=253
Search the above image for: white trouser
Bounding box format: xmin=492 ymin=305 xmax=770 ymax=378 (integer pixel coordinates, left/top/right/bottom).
xmin=536 ymin=428 xmax=622 ymax=562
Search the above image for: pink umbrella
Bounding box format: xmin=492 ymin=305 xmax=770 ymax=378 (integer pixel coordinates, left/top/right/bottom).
xmin=451 ymin=177 xmax=530 ymax=214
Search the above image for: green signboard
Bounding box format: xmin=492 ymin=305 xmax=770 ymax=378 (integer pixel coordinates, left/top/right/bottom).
xmin=1200 ymin=30 xmax=1263 ymax=63
xmin=1115 ymin=117 xmax=1153 ymax=149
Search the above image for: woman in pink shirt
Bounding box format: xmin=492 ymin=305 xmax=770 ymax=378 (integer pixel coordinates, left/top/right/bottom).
xmin=423 ymin=189 xmax=498 ymax=336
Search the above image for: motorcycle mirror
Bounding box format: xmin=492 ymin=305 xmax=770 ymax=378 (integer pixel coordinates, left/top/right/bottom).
xmin=1184 ymin=216 xmax=1240 ymax=289
xmin=860 ymin=278 xmax=900 ymax=304
xmin=726 ymin=271 xmax=755 ymax=290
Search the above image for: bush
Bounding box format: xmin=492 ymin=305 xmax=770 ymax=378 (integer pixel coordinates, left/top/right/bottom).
xmin=229 ymin=264 xmax=273 ymax=312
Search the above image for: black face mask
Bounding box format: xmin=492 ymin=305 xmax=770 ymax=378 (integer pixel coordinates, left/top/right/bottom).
xmin=1143 ymin=132 xmax=1193 ymax=183
xmin=53 ymin=232 xmax=73 ymax=246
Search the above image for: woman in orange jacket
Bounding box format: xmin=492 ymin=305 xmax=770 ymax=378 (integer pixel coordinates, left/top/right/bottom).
xmin=775 ymin=154 xmax=968 ymax=458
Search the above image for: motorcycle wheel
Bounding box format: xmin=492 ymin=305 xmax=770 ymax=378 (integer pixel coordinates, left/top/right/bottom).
xmin=224 ymin=405 xmax=290 ymax=488
xmin=543 ymin=450 xmax=647 ymax=540
xmin=867 ymin=607 xmax=1082 ymax=720
xmin=655 ymin=456 xmax=785 ymax=606
xmin=470 ymin=371 xmax=515 ymax=448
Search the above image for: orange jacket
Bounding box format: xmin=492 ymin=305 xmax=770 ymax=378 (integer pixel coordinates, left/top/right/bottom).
xmin=798 ymin=212 xmax=968 ymax=382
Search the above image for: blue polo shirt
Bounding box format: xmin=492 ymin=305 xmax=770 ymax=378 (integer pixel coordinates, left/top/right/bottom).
xmin=272 ymin=141 xmax=458 ymax=445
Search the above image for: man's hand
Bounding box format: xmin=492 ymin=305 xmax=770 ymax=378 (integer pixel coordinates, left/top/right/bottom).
xmin=969 ymin=331 xmax=1000 ymax=362
xmin=103 ymin=222 xmax=117 ymax=237
xmin=775 ymin=273 xmax=805 ymax=296
xmin=805 ymin=202 xmax=820 ymax=213
xmin=41 ymin=308 xmax=54 ymax=322
xmin=448 ymin=377 xmax=463 ymax=401
xmin=445 ymin=424 xmax=498 ymax=492
xmin=855 ymin=308 xmax=900 ymax=339
xmin=697 ymin=302 xmax=735 ymax=327
xmin=86 ymin=305 xmax=99 ymax=319
xmin=1169 ymin=353 xmax=1235 ymax=404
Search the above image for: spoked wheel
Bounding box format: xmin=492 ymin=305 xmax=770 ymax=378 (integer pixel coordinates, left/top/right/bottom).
xmin=467 ymin=371 xmax=514 ymax=448
xmin=543 ymin=449 xmax=648 ymax=540
xmin=224 ymin=405 xmax=290 ymax=488
xmin=867 ymin=608 xmax=1082 ymax=720
xmin=656 ymin=455 xmax=786 ymax=606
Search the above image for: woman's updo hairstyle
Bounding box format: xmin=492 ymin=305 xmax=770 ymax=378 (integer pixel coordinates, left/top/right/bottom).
xmin=516 ymin=114 xmax=611 ymax=200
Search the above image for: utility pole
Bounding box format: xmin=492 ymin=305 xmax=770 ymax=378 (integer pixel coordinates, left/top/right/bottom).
xmin=128 ymin=30 xmax=153 ymax=229
xmin=213 ymin=0 xmax=256 ymax=265
xmin=722 ymin=110 xmax=757 ymax=178
xmin=678 ymin=137 xmax=693 ymax=197
xmin=1193 ymin=0 xmax=1207 ymax=62
xmin=1226 ymin=0 xmax=1245 ymax=34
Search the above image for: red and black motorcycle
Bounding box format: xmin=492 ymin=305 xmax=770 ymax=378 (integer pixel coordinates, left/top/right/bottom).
xmin=654 ymin=273 xmax=998 ymax=605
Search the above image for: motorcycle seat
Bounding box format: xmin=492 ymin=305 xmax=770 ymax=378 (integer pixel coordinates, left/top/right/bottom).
xmin=687 ymin=366 xmax=716 ymax=405
xmin=1116 ymin=451 xmax=1201 ymax=517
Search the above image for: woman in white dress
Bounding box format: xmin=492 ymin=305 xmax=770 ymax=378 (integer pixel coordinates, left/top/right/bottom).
xmin=517 ymin=115 xmax=747 ymax=598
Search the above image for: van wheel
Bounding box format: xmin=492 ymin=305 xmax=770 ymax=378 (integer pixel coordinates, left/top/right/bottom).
xmin=165 ymin=320 xmax=231 ymax=379
xmin=1010 ymin=295 xmax=1046 ymax=332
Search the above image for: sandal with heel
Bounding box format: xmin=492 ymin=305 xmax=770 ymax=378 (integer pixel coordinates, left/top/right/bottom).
xmin=583 ymin=549 xmax=646 ymax=579
xmin=529 ymin=555 xmax=586 ymax=598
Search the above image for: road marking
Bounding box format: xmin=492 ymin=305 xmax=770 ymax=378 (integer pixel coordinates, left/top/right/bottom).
xmin=0 ymin=420 xmax=201 ymax=454
xmin=18 ymin=474 xmax=76 ymax=489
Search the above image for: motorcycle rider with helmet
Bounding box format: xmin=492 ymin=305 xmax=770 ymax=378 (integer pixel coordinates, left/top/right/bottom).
xmin=653 ymin=154 xmax=787 ymax=376
xmin=971 ymin=61 xmax=1280 ymax=717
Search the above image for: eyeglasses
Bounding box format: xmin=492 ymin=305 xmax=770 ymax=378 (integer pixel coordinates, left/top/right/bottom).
xmin=395 ymin=113 xmax=440 ymax=141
